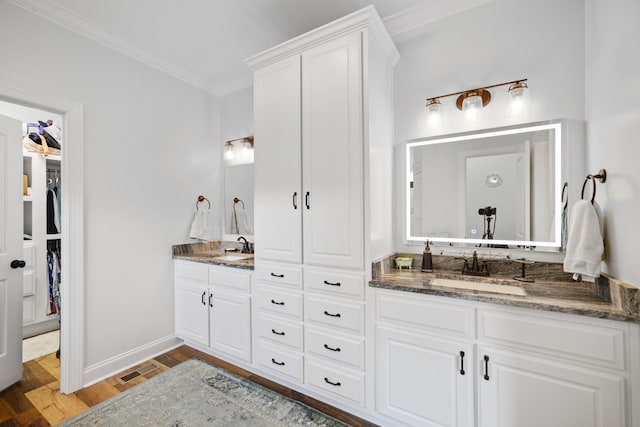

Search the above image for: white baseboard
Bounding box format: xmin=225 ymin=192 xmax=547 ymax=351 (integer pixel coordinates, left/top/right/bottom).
xmin=82 ymin=334 xmax=183 ymax=388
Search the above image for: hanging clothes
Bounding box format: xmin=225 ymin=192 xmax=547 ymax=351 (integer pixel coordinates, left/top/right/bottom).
xmin=47 ymin=244 xmax=61 ymax=315
xmin=47 ymin=188 xmax=61 ymax=234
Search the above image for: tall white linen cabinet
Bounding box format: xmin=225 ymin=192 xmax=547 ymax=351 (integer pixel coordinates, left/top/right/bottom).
xmin=246 ymin=5 xmax=398 ymax=418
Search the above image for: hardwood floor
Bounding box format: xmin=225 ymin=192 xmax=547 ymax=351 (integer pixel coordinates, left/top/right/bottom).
xmin=0 ymin=345 xmax=376 ymax=426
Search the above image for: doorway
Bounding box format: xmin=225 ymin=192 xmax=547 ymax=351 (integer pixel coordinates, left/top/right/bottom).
xmin=0 ymin=87 xmax=84 ymax=394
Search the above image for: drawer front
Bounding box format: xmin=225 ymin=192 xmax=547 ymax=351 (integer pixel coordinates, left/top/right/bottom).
xmin=255 ymin=313 xmax=303 ymax=350
xmin=254 ymin=285 xmax=303 ymax=320
xmin=23 ymin=270 xmax=35 ymax=296
xmin=478 ymin=309 xmax=627 ymax=370
xmin=255 ymin=261 xmax=303 ymax=289
xmin=305 ymin=294 xmax=364 ymax=334
xmin=375 ymin=291 xmax=475 ymax=338
xmin=255 ymin=341 xmax=303 ymax=382
xmin=23 ymin=242 xmax=35 ymax=268
xmin=305 ymin=357 xmax=365 ymax=406
xmin=305 ymin=325 xmax=364 ymax=370
xmin=209 ymin=266 xmax=251 ymax=293
xmin=304 ymin=267 xmax=364 ymax=299
xmin=175 ymin=261 xmax=208 ymax=283
xmin=23 ymin=296 xmax=35 ymax=323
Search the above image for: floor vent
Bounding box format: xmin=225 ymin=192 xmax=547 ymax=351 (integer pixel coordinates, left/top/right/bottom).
xmin=116 ymin=363 xmax=160 ymax=384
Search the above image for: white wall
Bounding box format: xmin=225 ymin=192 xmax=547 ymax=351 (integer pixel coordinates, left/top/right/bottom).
xmin=0 ymin=2 xmax=221 ymax=374
xmin=393 ymin=0 xmax=586 ymax=257
xmin=585 ymin=0 xmax=640 ymax=286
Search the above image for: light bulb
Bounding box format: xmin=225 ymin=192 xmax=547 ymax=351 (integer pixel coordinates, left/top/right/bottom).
xmin=224 ymin=141 xmax=235 ymax=161
xmin=507 ymin=81 xmax=529 ymax=116
xmin=425 ymin=98 xmax=442 ymax=125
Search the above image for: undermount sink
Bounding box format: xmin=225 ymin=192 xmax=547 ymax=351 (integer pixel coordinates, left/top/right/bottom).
xmin=213 ymin=253 xmax=254 ymax=262
xmin=429 ymin=277 xmax=527 ymax=296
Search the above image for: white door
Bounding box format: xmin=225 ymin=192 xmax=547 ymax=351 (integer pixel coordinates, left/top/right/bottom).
xmin=478 ymin=346 xmax=625 ymax=427
xmin=253 ymin=56 xmax=302 ymax=264
xmin=0 ymin=114 xmax=24 ymax=391
xmin=375 ymin=325 xmax=474 ymax=427
xmin=209 ymin=289 xmax=251 ymax=362
xmin=301 ymin=32 xmax=364 ymax=269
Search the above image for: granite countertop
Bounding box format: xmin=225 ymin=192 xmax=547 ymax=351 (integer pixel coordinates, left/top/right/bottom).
xmin=172 ymin=241 xmax=254 ymax=270
xmin=371 ymin=254 xmax=640 ymax=323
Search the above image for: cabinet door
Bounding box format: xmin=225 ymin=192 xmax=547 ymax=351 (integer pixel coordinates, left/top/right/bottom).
xmin=175 ymin=281 xmax=209 ymax=346
xmin=478 ymin=346 xmax=626 ymax=427
xmin=376 ymin=325 xmax=474 ymax=427
xmin=301 ymin=32 xmax=364 ymax=269
xmin=209 ymin=289 xmax=251 ymax=362
xmin=253 ymin=56 xmax=302 ymax=263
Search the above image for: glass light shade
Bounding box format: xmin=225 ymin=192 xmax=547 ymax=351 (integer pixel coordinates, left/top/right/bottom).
xmin=461 ymin=94 xmax=483 ymax=112
xmin=425 ymin=99 xmax=442 ymax=125
xmin=507 ymin=82 xmax=530 ymax=115
xmin=224 ymin=142 xmax=235 ymax=161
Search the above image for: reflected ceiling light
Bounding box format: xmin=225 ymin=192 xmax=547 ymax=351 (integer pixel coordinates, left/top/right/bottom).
xmin=425 ymin=78 xmax=528 ymax=123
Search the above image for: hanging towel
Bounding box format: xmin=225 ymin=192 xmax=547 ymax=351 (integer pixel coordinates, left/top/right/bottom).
xmin=189 ymin=208 xmax=210 ymax=240
xmin=563 ymin=200 xmax=604 ymax=281
xmin=231 ymin=205 xmax=253 ymax=235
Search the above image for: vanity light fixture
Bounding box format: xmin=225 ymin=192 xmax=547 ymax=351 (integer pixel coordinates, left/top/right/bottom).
xmin=425 ymin=78 xmax=528 ymax=120
xmin=224 ymin=136 xmax=254 ymax=165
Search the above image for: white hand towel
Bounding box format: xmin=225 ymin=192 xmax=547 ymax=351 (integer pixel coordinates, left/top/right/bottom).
xmin=189 ymin=208 xmax=209 ymax=240
xmin=563 ymin=200 xmax=604 ymax=281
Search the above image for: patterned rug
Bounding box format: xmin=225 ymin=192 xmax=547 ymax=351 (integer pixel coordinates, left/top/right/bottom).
xmin=58 ymin=358 xmax=347 ymax=426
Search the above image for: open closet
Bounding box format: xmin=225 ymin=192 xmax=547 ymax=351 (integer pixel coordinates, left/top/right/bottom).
xmin=0 ymin=100 xmax=64 ymax=361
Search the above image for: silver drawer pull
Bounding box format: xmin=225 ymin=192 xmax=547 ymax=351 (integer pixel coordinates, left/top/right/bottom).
xmin=324 ymin=344 xmax=341 ymax=352
xmin=324 ymin=377 xmax=341 ymax=387
xmin=324 ymin=310 xmax=341 ymax=318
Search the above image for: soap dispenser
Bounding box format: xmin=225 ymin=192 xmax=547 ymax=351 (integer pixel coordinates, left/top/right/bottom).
xmin=421 ymin=240 xmax=433 ymax=273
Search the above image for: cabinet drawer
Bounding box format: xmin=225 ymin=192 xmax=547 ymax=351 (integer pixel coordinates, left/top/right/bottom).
xmin=376 ymin=291 xmax=475 ymax=338
xmin=23 ymin=296 xmax=35 ymax=324
xmin=255 ymin=341 xmax=303 ymax=382
xmin=23 ymin=242 xmax=35 ymax=268
xmin=255 ymin=261 xmax=303 ymax=289
xmin=305 ymin=357 xmax=365 ymax=407
xmin=254 ymin=285 xmax=303 ymax=320
xmin=23 ymin=270 xmax=35 ymax=296
xmin=478 ymin=309 xmax=627 ymax=370
xmin=209 ymin=266 xmax=251 ymax=293
xmin=304 ymin=266 xmax=364 ymax=299
xmin=305 ymin=325 xmax=364 ymax=370
xmin=255 ymin=313 xmax=303 ymax=350
xmin=175 ymin=261 xmax=208 ymax=283
xmin=305 ymin=294 xmax=364 ymax=334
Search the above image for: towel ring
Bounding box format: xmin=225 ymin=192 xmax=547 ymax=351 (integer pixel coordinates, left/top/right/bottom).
xmin=196 ymin=195 xmax=211 ymax=209
xmin=233 ymin=197 xmax=245 ymax=209
xmin=581 ymin=169 xmax=606 ymax=204
xmin=561 ymin=182 xmax=568 ymax=210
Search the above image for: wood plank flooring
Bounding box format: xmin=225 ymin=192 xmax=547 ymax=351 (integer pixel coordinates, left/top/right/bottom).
xmin=0 ymin=345 xmax=376 ymax=426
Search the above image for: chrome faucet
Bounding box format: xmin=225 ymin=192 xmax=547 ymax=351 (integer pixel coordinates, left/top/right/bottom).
xmin=460 ymin=251 xmax=489 ymax=276
xmin=237 ymin=236 xmax=253 ymax=254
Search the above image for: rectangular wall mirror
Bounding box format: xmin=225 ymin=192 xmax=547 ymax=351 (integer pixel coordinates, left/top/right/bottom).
xmin=223 ymin=137 xmax=254 ymax=239
xmin=406 ymin=121 xmax=565 ymax=250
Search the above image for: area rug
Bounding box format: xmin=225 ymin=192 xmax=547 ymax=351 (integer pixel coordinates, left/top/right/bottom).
xmin=58 ymin=358 xmax=347 ymax=426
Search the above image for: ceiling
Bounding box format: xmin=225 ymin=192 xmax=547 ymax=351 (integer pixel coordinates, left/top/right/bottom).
xmin=7 ymin=0 xmax=492 ymax=96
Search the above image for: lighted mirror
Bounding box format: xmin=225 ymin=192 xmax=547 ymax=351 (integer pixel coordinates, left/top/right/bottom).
xmin=406 ymin=121 xmax=564 ymax=249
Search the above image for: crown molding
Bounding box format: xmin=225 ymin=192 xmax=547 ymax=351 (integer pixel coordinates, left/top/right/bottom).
xmin=5 ymin=0 xmax=217 ymax=95
xmin=383 ymin=0 xmax=495 ymax=39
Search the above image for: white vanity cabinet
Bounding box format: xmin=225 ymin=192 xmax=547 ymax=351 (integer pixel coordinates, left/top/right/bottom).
xmin=373 ymin=288 xmax=638 ymax=427
xmin=251 ymin=31 xmax=364 ymax=269
xmin=174 ymin=260 xmax=252 ymax=363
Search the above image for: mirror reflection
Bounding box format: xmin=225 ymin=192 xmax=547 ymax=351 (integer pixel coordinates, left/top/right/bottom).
xmin=224 ymin=163 xmax=254 ymax=236
xmin=407 ymin=121 xmax=563 ymax=248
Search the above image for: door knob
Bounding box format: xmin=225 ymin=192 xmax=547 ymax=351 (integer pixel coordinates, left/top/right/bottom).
xmin=10 ymin=260 xmax=26 ymax=269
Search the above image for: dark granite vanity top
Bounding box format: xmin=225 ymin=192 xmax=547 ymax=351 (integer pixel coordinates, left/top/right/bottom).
xmin=370 ymin=254 xmax=640 ymax=323
xmin=172 ymin=241 xmax=254 ymax=270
